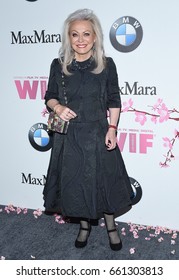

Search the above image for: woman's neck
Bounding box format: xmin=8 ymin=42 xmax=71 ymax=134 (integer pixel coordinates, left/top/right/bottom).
xmin=74 ymin=52 xmax=93 ymax=62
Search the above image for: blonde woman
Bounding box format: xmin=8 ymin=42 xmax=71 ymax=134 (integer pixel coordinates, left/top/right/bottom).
xmin=43 ymin=8 xmax=133 ymax=251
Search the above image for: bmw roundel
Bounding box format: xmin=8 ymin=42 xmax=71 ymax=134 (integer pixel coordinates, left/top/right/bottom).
xmin=28 ymin=123 xmax=52 ymax=152
xmin=130 ymin=177 xmax=142 ymax=205
xmin=110 ymin=16 xmax=143 ymax=52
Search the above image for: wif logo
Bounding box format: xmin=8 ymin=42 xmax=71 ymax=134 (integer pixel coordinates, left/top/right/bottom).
xmin=14 ymin=76 xmax=48 ymax=100
xmin=110 ymin=16 xmax=143 ymax=52
xmin=117 ymin=128 xmax=154 ymax=154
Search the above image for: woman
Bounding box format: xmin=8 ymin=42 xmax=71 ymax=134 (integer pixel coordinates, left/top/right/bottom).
xmin=43 ymin=8 xmax=133 ymax=251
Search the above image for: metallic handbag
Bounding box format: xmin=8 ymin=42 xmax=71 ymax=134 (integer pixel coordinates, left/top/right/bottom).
xmin=47 ymin=70 xmax=69 ymax=134
xmin=47 ymin=112 xmax=69 ymax=134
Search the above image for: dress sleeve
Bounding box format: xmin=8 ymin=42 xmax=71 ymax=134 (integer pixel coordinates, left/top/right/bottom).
xmin=106 ymin=57 xmax=121 ymax=109
xmin=44 ymin=58 xmax=59 ymax=105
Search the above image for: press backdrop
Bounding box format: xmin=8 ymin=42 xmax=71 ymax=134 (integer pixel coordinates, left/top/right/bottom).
xmin=1 ymin=0 xmax=178 ymax=229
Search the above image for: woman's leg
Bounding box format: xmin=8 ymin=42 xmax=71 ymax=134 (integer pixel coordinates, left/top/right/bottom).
xmin=75 ymin=219 xmax=91 ymax=248
xmin=103 ymin=213 xmax=122 ymax=251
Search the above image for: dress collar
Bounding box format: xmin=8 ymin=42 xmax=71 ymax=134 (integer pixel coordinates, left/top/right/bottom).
xmin=71 ymin=56 xmax=94 ymax=71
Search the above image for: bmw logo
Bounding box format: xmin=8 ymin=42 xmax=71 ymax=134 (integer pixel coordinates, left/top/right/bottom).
xmin=130 ymin=177 xmax=142 ymax=205
xmin=28 ymin=123 xmax=52 ymax=152
xmin=110 ymin=16 xmax=143 ymax=52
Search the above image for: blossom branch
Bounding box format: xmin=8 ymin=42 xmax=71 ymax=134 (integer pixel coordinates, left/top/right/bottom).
xmin=121 ymin=98 xmax=179 ymax=167
xmin=125 ymin=108 xmax=179 ymax=121
xmin=160 ymin=131 xmax=179 ymax=167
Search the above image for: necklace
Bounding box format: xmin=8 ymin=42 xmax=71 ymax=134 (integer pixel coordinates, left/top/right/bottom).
xmin=72 ymin=56 xmax=93 ymax=71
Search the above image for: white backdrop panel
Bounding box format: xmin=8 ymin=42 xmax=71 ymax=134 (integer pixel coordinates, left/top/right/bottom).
xmin=0 ymin=0 xmax=178 ymax=229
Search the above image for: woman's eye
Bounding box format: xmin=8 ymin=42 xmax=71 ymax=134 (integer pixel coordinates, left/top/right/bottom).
xmin=84 ymin=33 xmax=90 ymax=36
xmin=72 ymin=33 xmax=78 ymax=37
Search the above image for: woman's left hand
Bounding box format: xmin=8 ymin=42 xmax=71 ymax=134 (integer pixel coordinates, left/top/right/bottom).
xmin=105 ymin=129 xmax=117 ymax=150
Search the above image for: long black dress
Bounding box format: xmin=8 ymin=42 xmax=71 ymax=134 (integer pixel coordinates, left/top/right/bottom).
xmin=43 ymin=57 xmax=133 ymax=219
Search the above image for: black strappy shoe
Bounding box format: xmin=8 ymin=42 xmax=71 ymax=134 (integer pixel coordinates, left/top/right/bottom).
xmin=107 ymin=228 xmax=122 ymax=251
xmin=75 ymin=225 xmax=91 ymax=248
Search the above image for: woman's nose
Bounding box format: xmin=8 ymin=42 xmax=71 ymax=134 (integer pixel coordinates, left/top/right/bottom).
xmin=78 ymin=35 xmax=83 ymax=42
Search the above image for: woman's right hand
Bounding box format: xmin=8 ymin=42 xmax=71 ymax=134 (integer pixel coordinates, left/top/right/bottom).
xmin=54 ymin=104 xmax=77 ymax=121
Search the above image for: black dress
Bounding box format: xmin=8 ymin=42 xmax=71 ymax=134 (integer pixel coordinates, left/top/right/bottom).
xmin=43 ymin=57 xmax=133 ymax=219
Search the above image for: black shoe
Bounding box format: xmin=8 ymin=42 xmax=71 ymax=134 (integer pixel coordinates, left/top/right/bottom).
xmin=107 ymin=228 xmax=122 ymax=251
xmin=75 ymin=226 xmax=91 ymax=248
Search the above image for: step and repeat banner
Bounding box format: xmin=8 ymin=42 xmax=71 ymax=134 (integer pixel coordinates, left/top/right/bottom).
xmin=1 ymin=0 xmax=178 ymax=229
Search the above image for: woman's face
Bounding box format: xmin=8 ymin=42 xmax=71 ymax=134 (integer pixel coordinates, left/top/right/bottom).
xmin=69 ymin=20 xmax=96 ymax=61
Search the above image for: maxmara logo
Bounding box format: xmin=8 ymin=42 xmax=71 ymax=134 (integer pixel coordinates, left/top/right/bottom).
xmin=11 ymin=30 xmax=61 ymax=44
xmin=22 ymin=173 xmax=46 ymax=186
xmin=120 ymin=82 xmax=156 ymax=95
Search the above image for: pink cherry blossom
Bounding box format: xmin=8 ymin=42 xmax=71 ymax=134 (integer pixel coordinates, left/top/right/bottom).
xmin=23 ymin=208 xmax=28 ymax=214
xmin=171 ymin=240 xmax=176 ymax=245
xmin=163 ymin=137 xmax=172 ymax=149
xmin=135 ymin=112 xmax=147 ymax=126
xmin=16 ymin=207 xmax=22 ymax=214
xmin=129 ymin=224 xmax=136 ymax=232
xmin=122 ymin=98 xmax=133 ymax=112
xmin=151 ymin=116 xmax=157 ymax=124
xmin=157 ymin=103 xmax=169 ymax=122
xmin=172 ymin=233 xmax=177 ymax=239
xmin=133 ymin=230 xmax=139 ymax=239
xmin=100 ymin=222 xmax=105 ymax=227
xmin=33 ymin=208 xmax=43 ymax=218
xmin=158 ymin=237 xmax=164 ymax=242
xmin=55 ymin=215 xmax=66 ymax=224
xmin=41 ymin=108 xmax=49 ymax=117
xmin=153 ymin=98 xmax=163 ymax=111
xmin=149 ymin=234 xmax=157 ymax=237
xmin=146 ymin=226 xmax=152 ymax=231
xmin=4 ymin=204 xmax=16 ymax=213
xmin=121 ymin=227 xmax=126 ymax=236
xmin=138 ymin=226 xmax=146 ymax=230
xmin=129 ymin=248 xmax=135 ymax=254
